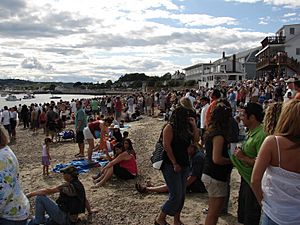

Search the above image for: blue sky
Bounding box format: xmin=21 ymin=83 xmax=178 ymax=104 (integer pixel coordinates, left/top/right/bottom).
xmin=0 ymin=0 xmax=299 ymax=83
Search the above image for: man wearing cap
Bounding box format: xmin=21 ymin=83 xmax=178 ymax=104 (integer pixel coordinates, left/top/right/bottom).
xmin=26 ymin=165 xmax=93 ymax=225
xmin=283 ymin=78 xmax=296 ymax=102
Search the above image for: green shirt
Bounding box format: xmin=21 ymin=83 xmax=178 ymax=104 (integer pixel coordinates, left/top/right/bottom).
xmin=75 ymin=108 xmax=87 ymax=131
xmin=91 ymin=100 xmax=98 ymax=111
xmin=230 ymin=124 xmax=266 ymax=185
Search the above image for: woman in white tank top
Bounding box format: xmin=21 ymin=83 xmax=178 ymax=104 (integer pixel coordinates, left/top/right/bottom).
xmin=252 ymin=99 xmax=300 ymax=225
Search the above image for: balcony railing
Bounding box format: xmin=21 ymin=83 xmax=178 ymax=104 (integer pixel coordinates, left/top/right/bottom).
xmin=257 ymin=54 xmax=300 ymax=72
xmin=261 ymin=36 xmax=286 ymax=48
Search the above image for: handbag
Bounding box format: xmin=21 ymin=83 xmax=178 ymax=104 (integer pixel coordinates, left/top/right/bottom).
xmin=150 ymin=126 xmax=166 ymax=170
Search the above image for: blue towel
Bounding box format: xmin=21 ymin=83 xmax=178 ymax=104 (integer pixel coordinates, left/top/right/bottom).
xmin=52 ymin=158 xmax=109 ymax=174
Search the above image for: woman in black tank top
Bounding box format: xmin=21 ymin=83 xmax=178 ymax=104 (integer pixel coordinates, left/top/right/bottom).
xmin=155 ymin=100 xmax=200 ymax=225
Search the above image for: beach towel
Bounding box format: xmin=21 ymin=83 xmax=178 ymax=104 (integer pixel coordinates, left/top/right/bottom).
xmin=52 ymin=152 xmax=110 ymax=174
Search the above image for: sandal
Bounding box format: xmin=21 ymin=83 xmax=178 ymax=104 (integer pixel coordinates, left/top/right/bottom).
xmin=135 ymin=183 xmax=147 ymax=194
xmin=75 ymin=153 xmax=84 ymax=158
xmin=154 ymin=220 xmax=170 ymax=225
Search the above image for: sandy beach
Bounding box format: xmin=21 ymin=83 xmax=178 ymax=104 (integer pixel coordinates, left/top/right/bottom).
xmin=13 ymin=116 xmax=241 ymax=225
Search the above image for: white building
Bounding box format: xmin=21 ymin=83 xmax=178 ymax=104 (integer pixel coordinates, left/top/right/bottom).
xmin=183 ymin=63 xmax=213 ymax=81
xmin=184 ymin=48 xmax=259 ymax=88
xmin=256 ymin=24 xmax=300 ymax=77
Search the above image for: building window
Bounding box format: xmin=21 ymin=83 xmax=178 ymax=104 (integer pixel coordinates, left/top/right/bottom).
xmin=290 ymin=27 xmax=295 ymax=35
xmin=296 ymin=48 xmax=300 ymax=55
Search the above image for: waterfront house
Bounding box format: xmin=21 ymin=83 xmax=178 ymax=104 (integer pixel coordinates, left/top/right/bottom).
xmin=183 ymin=47 xmax=259 ymax=88
xmin=256 ymin=24 xmax=300 ymax=77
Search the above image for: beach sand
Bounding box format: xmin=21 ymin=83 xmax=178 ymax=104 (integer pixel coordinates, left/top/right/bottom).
xmin=13 ymin=117 xmax=241 ymax=225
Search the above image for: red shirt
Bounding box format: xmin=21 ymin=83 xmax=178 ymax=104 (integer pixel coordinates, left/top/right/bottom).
xmin=119 ymin=154 xmax=137 ymax=176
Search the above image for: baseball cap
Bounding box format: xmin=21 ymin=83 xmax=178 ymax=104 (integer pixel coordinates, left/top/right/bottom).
xmin=60 ymin=165 xmax=78 ymax=176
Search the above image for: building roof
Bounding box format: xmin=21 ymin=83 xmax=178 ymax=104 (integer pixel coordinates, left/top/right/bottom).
xmin=183 ymin=63 xmax=213 ymax=71
xmin=276 ymin=23 xmax=300 ymax=34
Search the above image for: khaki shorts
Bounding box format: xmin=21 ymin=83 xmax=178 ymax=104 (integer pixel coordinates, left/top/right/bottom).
xmin=201 ymin=174 xmax=228 ymax=197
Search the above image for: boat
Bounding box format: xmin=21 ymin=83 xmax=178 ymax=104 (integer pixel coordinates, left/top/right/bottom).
xmin=1 ymin=93 xmax=7 ymax=97
xmin=23 ymin=93 xmax=35 ymax=99
xmin=50 ymin=96 xmax=61 ymax=99
xmin=5 ymin=94 xmax=21 ymax=101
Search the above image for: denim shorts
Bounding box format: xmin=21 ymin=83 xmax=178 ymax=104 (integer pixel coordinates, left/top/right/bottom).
xmin=260 ymin=211 xmax=279 ymax=225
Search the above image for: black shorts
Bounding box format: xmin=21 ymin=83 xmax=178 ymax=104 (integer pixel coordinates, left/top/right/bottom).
xmin=238 ymin=177 xmax=261 ymax=225
xmin=113 ymin=164 xmax=135 ymax=180
xmin=76 ymin=131 xmax=84 ymax=144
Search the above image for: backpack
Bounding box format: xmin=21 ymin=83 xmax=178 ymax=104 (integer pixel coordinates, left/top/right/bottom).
xmin=62 ymin=130 xmax=75 ymax=139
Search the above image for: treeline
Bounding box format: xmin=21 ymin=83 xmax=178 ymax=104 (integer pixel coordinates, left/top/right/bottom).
xmin=0 ymin=72 xmax=196 ymax=90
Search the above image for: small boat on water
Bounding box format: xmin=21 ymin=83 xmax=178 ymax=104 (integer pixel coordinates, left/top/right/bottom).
xmin=23 ymin=93 xmax=35 ymax=99
xmin=1 ymin=93 xmax=7 ymax=97
xmin=5 ymin=94 xmax=21 ymax=101
xmin=50 ymin=96 xmax=61 ymax=99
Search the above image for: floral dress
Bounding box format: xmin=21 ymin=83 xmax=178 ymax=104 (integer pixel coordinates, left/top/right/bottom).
xmin=0 ymin=146 xmax=30 ymax=221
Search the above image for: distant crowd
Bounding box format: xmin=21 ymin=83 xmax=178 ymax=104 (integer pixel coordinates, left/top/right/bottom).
xmin=1 ymin=75 xmax=300 ymax=225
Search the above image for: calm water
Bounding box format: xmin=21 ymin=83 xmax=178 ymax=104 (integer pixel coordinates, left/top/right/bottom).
xmin=0 ymin=94 xmax=102 ymax=108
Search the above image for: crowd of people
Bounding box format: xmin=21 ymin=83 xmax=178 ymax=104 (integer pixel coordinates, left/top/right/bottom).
xmin=1 ymin=75 xmax=300 ymax=225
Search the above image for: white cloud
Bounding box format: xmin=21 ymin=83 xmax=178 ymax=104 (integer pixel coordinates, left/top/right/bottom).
xmin=226 ymin=0 xmax=300 ymax=7
xmin=0 ymin=0 xmax=272 ymax=82
xmin=283 ymin=12 xmax=297 ymax=17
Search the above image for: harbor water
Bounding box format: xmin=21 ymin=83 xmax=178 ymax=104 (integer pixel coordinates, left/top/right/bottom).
xmin=0 ymin=94 xmax=102 ymax=108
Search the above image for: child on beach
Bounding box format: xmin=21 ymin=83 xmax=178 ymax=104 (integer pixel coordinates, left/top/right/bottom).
xmin=42 ymin=138 xmax=52 ymax=176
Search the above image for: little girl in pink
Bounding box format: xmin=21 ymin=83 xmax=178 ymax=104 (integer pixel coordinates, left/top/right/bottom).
xmin=42 ymin=138 xmax=52 ymax=176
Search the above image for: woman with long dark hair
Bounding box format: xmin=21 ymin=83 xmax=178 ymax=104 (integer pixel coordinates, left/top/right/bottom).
xmin=201 ymin=99 xmax=233 ymax=225
xmin=155 ymin=98 xmax=199 ymax=225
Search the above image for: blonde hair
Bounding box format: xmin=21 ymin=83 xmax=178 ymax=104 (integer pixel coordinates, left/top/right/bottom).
xmin=274 ymin=99 xmax=300 ymax=142
xmin=263 ymin=102 xmax=283 ymax=135
xmin=0 ymin=125 xmax=10 ymax=147
xmin=179 ymin=97 xmax=194 ymax=111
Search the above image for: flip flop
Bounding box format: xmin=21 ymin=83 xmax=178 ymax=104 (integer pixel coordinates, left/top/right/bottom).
xmin=75 ymin=153 xmax=84 ymax=158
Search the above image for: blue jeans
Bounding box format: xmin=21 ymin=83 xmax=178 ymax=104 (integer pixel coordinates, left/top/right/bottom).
xmin=260 ymin=211 xmax=279 ymax=225
xmin=28 ymin=196 xmax=70 ymax=225
xmin=161 ymin=164 xmax=189 ymax=216
xmin=0 ymin=218 xmax=27 ymax=225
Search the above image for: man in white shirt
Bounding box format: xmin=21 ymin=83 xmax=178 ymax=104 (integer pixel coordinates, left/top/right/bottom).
xmin=185 ymin=90 xmax=196 ymax=107
xmin=283 ymin=78 xmax=296 ymax=103
xmin=200 ymin=97 xmax=210 ymax=138
xmin=1 ymin=106 xmax=11 ymax=136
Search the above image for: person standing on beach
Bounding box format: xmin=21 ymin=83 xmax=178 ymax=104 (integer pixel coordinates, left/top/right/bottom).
xmin=0 ymin=125 xmax=30 ymax=225
xmin=230 ymin=103 xmax=266 ymax=225
xmin=1 ymin=106 xmax=11 ymax=137
xmin=155 ymin=102 xmax=199 ymax=225
xmin=114 ymin=96 xmax=123 ymax=122
xmin=75 ymin=100 xmax=87 ymax=158
xmin=42 ymin=138 xmax=52 ymax=176
xmin=205 ymin=89 xmax=221 ymax=128
xmin=293 ymin=80 xmax=300 ymax=100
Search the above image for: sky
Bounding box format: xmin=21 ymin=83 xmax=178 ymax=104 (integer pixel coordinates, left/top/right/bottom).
xmin=0 ymin=0 xmax=300 ymax=83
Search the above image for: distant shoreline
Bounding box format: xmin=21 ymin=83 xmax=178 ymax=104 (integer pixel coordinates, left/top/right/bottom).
xmin=1 ymin=90 xmax=135 ymax=96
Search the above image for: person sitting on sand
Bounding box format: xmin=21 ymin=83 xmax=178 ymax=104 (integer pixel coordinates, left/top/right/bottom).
xmin=136 ymin=143 xmax=206 ymax=194
xmin=122 ymin=138 xmax=136 ymax=159
xmin=111 ymin=125 xmax=123 ymax=143
xmin=93 ymin=142 xmax=137 ymax=187
xmin=27 ymin=165 xmax=96 ymax=225
xmin=81 ymin=117 xmax=113 ymax=162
